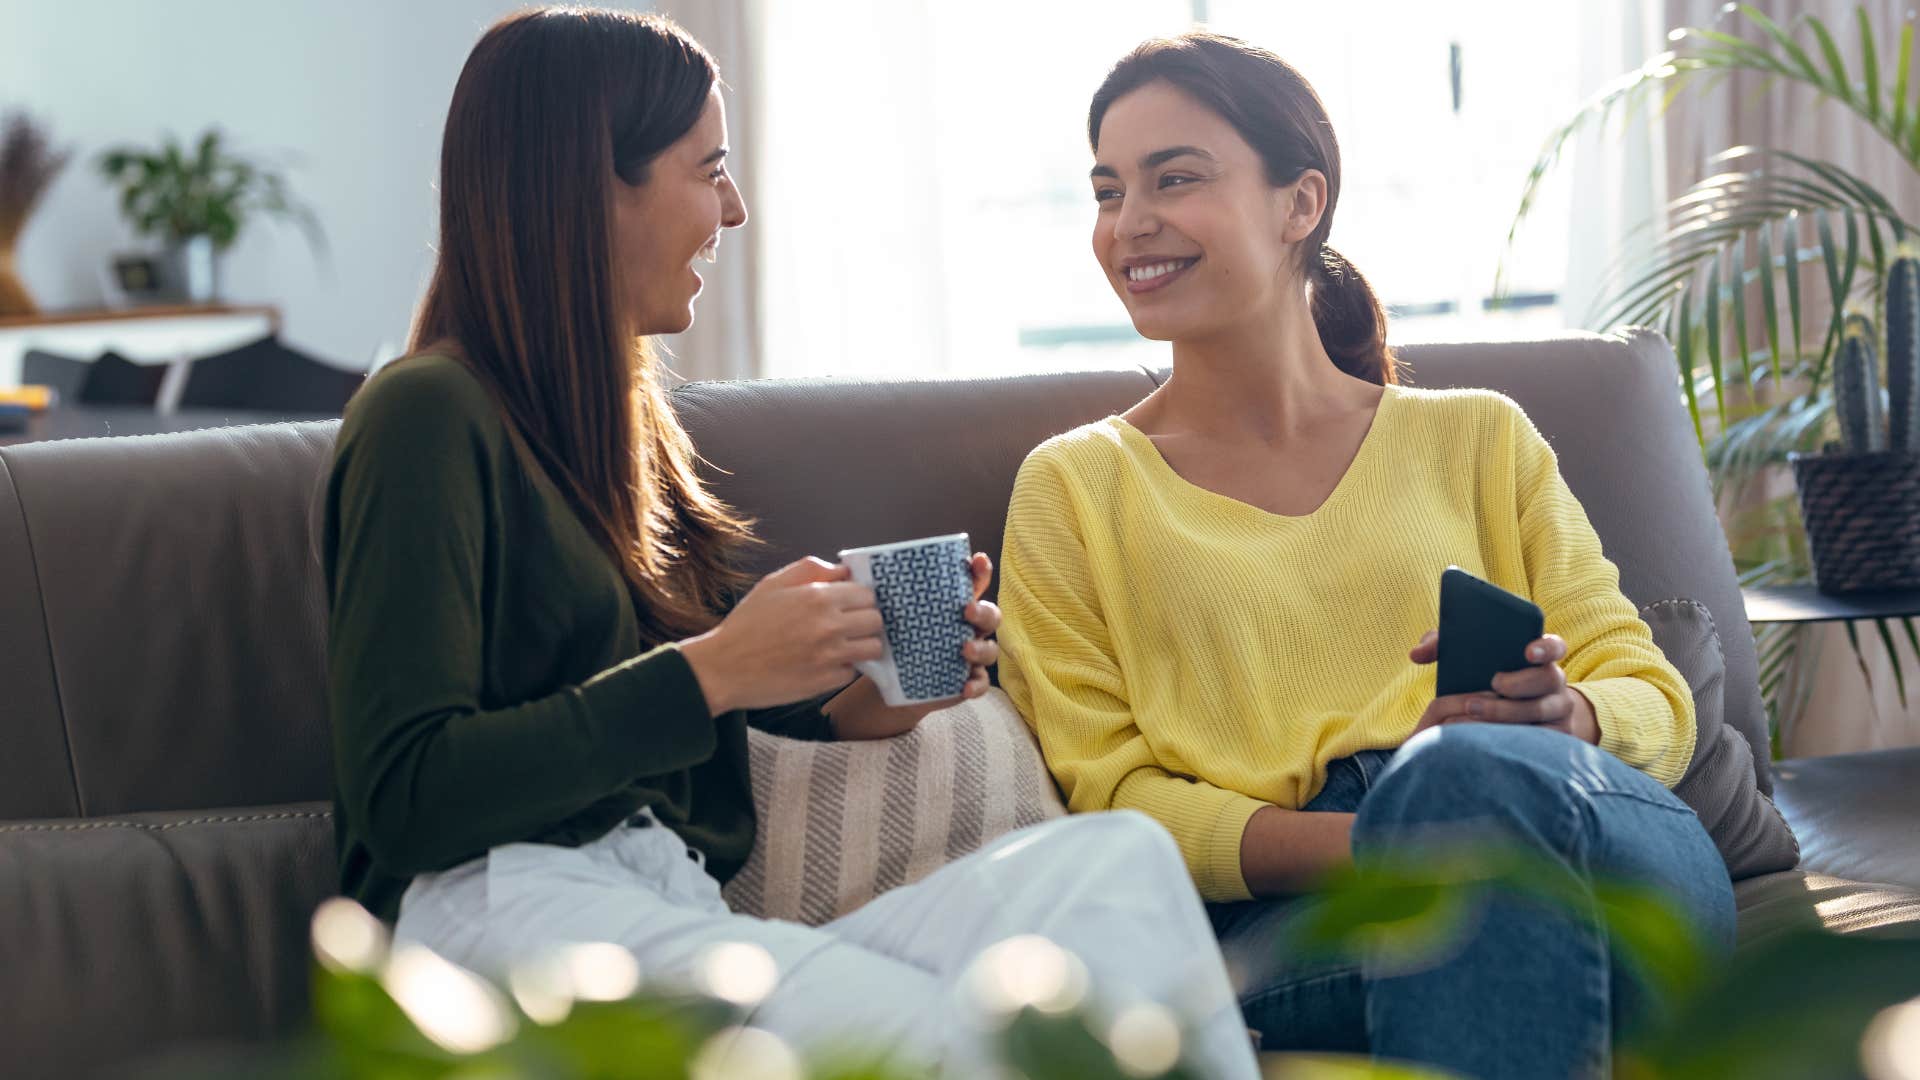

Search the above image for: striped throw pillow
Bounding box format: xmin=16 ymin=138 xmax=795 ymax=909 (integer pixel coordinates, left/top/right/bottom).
xmin=722 ymin=688 xmax=1067 ymax=925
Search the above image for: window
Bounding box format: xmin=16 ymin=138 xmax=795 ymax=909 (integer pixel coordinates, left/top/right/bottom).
xmin=756 ymin=1 xmax=1591 ymax=378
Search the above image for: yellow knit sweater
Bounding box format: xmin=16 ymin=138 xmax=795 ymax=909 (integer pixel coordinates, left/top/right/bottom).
xmin=996 ymin=385 xmax=1695 ymax=902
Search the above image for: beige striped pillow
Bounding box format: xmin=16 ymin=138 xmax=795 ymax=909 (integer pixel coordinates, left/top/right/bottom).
xmin=722 ymin=688 xmax=1067 ymax=925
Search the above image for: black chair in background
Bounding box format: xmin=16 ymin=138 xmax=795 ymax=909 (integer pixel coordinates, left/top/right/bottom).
xmin=21 ymin=350 xmax=91 ymax=403
xmin=76 ymin=351 xmax=168 ymax=407
xmin=177 ymin=335 xmax=364 ymax=415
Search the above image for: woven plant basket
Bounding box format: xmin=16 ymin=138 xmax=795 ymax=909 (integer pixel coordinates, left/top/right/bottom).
xmin=1790 ymin=450 xmax=1920 ymax=594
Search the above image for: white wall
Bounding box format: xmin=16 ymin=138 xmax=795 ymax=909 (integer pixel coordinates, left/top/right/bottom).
xmin=1 ymin=0 xmax=616 ymax=372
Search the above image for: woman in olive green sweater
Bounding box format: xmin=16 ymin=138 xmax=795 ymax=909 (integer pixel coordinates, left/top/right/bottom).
xmin=322 ymin=8 xmax=1256 ymax=1076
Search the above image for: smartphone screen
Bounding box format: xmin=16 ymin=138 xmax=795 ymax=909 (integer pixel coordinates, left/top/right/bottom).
xmin=1435 ymin=566 xmax=1545 ymax=697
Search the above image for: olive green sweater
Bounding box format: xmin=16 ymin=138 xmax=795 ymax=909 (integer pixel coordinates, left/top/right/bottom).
xmin=322 ymin=354 xmax=829 ymax=923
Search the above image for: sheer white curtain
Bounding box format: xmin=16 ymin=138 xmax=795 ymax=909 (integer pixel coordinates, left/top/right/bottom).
xmin=657 ymin=0 xmax=765 ymax=383
xmin=1558 ymin=0 xmax=1668 ymax=330
xmin=751 ymin=0 xmax=952 ymax=380
xmin=745 ymin=0 xmax=1192 ymax=379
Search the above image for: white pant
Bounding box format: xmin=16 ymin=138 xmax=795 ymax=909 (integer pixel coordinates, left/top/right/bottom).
xmin=395 ymin=810 xmax=1258 ymax=1078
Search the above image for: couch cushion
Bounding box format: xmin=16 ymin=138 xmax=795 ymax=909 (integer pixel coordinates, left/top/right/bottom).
xmin=21 ymin=349 xmax=90 ymax=403
xmin=723 ymin=689 xmax=1065 ymax=924
xmin=0 ymin=803 xmax=335 ymax=1078
xmin=1640 ymin=599 xmax=1799 ymax=879
xmin=1735 ymin=870 xmax=1920 ymax=945
xmin=178 ymin=335 xmax=364 ymax=415
xmin=1772 ymin=747 xmax=1920 ymax=893
xmin=77 ymin=350 xmax=167 ymax=406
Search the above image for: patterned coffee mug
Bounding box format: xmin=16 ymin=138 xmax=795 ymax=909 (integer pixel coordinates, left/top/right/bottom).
xmin=837 ymin=532 xmax=974 ymax=706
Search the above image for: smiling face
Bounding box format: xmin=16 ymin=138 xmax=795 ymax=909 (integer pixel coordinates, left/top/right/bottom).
xmin=610 ymin=85 xmax=748 ymax=336
xmin=1090 ymin=80 xmax=1326 ymax=343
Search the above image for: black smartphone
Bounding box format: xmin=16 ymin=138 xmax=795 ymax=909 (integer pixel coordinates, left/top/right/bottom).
xmin=1435 ymin=566 xmax=1545 ymax=697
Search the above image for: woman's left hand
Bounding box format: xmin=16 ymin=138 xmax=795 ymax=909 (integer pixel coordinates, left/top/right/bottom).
xmin=1409 ymin=631 xmax=1599 ymax=744
xmin=960 ymin=552 xmax=1002 ymax=700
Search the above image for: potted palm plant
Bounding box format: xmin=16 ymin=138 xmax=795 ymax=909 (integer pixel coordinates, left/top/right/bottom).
xmin=98 ymin=128 xmax=323 ymax=303
xmin=1506 ymin=3 xmax=1920 ymax=720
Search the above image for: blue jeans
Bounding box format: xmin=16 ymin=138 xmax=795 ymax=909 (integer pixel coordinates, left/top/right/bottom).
xmin=1206 ymin=723 xmax=1736 ymax=1080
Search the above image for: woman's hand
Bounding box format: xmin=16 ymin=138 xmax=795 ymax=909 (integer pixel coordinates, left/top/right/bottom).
xmin=826 ymin=551 xmax=1002 ymax=740
xmin=680 ymin=557 xmax=884 ymax=716
xmin=1408 ymin=630 xmax=1600 ymax=744
xmin=958 ymin=552 xmax=1002 ymax=700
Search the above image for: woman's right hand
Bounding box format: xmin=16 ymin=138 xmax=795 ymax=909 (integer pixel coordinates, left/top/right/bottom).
xmin=679 ymin=557 xmax=885 ymax=716
xmin=1407 ymin=629 xmax=1594 ymax=741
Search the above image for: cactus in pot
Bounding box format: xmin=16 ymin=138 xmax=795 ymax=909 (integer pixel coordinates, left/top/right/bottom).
xmin=1889 ymin=246 xmax=1920 ymax=453
xmin=1834 ymin=314 xmax=1885 ymax=453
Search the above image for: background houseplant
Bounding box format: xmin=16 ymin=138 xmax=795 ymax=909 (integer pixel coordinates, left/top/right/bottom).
xmin=98 ymin=127 xmax=323 ymax=303
xmin=164 ymin=859 xmax=1920 ymax=1080
xmin=1506 ymin=3 xmax=1920 ymax=739
xmin=0 ymin=111 xmax=71 ymax=318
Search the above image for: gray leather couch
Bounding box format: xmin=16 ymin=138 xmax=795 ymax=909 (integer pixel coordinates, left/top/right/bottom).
xmin=3 ymin=332 xmax=1917 ymax=1076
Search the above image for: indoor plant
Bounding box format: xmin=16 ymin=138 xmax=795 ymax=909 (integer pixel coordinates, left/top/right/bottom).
xmin=188 ymin=857 xmax=1920 ymax=1080
xmin=0 ymin=110 xmax=71 ymax=318
xmin=1791 ymin=253 xmax=1920 ymax=595
xmin=1506 ymin=3 xmax=1920 ymax=726
xmin=98 ymin=128 xmax=323 ymax=303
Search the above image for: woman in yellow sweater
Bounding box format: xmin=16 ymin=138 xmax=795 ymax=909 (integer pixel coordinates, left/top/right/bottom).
xmin=997 ymin=32 xmax=1735 ymax=1079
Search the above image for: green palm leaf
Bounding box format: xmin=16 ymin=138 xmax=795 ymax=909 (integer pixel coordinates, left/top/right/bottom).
xmin=1757 ymin=223 xmax=1783 ymax=377
xmin=1894 ymin=22 xmax=1913 ymax=135
xmin=1706 ymin=255 xmax=1727 ymax=419
xmin=1729 ymin=233 xmax=1755 ymax=389
xmin=1785 ymin=216 xmax=1805 ymax=364
xmin=1860 ymin=7 xmax=1883 ymax=119
xmin=1676 ymin=293 xmax=1703 ymax=445
xmin=1874 ymin=619 xmax=1908 ymax=708
xmin=1804 ymin=12 xmax=1856 ymax=108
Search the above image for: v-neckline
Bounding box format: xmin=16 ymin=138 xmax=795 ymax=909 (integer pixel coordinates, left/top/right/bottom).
xmin=1108 ymin=385 xmax=1398 ymax=523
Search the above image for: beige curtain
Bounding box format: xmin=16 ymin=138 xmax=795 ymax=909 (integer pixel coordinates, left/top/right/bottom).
xmin=656 ymin=0 xmax=764 ymax=383
xmin=1664 ymin=0 xmax=1920 ymax=756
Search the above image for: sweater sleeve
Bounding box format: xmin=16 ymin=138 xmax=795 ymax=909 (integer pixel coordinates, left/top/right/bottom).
xmin=324 ymin=364 xmax=720 ymax=876
xmin=997 ymin=452 xmax=1267 ymax=902
xmin=1506 ymin=402 xmax=1696 ymax=786
xmin=746 ymin=696 xmax=837 ymax=741
xmin=716 ymin=583 xmax=837 ymax=741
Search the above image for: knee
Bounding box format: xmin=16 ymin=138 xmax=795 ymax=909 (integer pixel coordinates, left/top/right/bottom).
xmin=1357 ymin=724 xmax=1587 ymax=846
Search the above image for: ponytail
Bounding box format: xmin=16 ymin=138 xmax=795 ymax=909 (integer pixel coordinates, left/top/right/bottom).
xmin=1310 ymin=245 xmax=1397 ymax=386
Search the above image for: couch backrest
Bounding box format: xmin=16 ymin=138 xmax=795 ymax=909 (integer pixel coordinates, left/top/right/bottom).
xmin=0 ymin=331 xmax=1769 ymax=821
xmin=0 ymin=424 xmax=341 ymax=819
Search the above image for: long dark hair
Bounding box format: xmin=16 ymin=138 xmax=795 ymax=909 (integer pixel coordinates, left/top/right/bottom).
xmin=407 ymin=7 xmax=758 ymax=643
xmin=1089 ymin=32 xmax=1398 ymax=385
